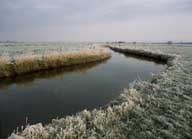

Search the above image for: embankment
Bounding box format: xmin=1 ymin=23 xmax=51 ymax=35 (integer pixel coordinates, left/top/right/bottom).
xmin=106 ymin=45 xmax=176 ymax=66
xmin=10 ymin=45 xmax=192 ymax=139
xmin=0 ymin=49 xmax=111 ymax=78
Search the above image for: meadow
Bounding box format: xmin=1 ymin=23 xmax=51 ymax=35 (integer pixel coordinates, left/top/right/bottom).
xmin=8 ymin=43 xmax=192 ymax=139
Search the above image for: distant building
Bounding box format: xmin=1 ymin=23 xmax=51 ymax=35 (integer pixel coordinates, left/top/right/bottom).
xmin=117 ymin=41 xmax=125 ymax=46
xmin=117 ymin=41 xmax=125 ymax=44
xmin=167 ymin=41 xmax=173 ymax=44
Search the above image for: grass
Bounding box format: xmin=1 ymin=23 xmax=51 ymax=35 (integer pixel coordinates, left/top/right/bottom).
xmin=8 ymin=44 xmax=192 ymax=139
xmin=0 ymin=48 xmax=111 ymax=78
xmin=105 ymin=45 xmax=176 ymax=65
xmin=0 ymin=59 xmax=108 ymax=90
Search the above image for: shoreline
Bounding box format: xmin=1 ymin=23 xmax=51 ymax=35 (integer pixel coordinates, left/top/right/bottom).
xmin=105 ymin=45 xmax=176 ymax=66
xmin=8 ymin=45 xmax=184 ymax=139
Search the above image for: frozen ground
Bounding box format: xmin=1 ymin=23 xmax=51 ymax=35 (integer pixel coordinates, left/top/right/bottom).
xmin=9 ymin=44 xmax=192 ymax=139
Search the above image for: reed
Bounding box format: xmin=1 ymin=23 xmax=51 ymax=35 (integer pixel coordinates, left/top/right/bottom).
xmin=0 ymin=56 xmax=15 ymax=78
xmin=106 ymin=45 xmax=176 ymax=65
xmin=0 ymin=48 xmax=111 ymax=78
xmin=0 ymin=59 xmax=107 ymax=89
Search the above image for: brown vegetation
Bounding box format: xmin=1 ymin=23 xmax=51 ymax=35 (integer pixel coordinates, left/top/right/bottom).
xmin=0 ymin=49 xmax=111 ymax=78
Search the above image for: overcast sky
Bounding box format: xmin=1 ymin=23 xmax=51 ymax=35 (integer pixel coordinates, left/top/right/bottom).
xmin=0 ymin=0 xmax=192 ymax=42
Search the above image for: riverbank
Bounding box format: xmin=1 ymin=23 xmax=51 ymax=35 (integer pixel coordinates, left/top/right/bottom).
xmin=0 ymin=48 xmax=111 ymax=78
xmin=9 ymin=45 xmax=192 ymax=139
xmin=105 ymin=45 xmax=176 ymax=65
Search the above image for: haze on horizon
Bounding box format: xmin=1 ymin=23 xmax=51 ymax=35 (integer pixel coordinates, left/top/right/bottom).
xmin=0 ymin=0 xmax=192 ymax=42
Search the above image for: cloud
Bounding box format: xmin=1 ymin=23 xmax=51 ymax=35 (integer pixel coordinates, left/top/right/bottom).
xmin=0 ymin=0 xmax=192 ymax=41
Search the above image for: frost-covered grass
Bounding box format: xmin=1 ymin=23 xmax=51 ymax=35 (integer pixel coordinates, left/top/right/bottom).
xmin=0 ymin=42 xmax=96 ymax=56
xmin=0 ymin=46 xmax=111 ymax=78
xmin=9 ymin=44 xmax=192 ymax=139
xmin=106 ymin=45 xmax=176 ymax=65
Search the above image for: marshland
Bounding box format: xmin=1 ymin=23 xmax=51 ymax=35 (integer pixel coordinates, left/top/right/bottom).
xmin=0 ymin=42 xmax=167 ymax=138
xmin=0 ymin=41 xmax=191 ymax=139
xmin=0 ymin=43 xmax=111 ymax=78
xmin=1 ymin=0 xmax=192 ymax=138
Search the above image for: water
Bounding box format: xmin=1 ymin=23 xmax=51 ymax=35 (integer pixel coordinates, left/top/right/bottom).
xmin=0 ymin=50 xmax=166 ymax=138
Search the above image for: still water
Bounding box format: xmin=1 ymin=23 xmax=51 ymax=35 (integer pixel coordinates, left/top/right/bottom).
xmin=0 ymin=51 xmax=165 ymax=138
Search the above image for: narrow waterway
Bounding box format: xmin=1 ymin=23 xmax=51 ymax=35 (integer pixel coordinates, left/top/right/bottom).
xmin=0 ymin=50 xmax=166 ymax=138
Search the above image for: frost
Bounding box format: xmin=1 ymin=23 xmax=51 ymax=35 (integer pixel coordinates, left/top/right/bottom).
xmin=9 ymin=44 xmax=192 ymax=139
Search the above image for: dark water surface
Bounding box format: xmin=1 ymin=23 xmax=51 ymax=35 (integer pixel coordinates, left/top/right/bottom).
xmin=0 ymin=51 xmax=166 ymax=138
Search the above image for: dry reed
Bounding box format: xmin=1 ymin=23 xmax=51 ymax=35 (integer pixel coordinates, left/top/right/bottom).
xmin=0 ymin=48 xmax=111 ymax=78
xmin=106 ymin=45 xmax=176 ymax=65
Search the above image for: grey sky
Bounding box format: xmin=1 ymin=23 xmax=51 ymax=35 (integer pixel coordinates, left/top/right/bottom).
xmin=0 ymin=0 xmax=192 ymax=42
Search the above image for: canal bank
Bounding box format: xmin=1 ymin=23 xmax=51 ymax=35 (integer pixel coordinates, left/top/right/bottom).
xmin=0 ymin=48 xmax=111 ymax=78
xmin=7 ymin=45 xmax=178 ymax=139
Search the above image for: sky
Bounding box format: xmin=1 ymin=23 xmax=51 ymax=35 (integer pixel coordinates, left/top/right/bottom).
xmin=0 ymin=0 xmax=192 ymax=42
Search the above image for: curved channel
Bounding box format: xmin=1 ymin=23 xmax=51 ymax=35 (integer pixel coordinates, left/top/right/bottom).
xmin=0 ymin=50 xmax=166 ymax=138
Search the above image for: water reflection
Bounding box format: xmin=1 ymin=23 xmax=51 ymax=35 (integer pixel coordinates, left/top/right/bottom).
xmin=0 ymin=60 xmax=108 ymax=90
xmin=0 ymin=51 xmax=165 ymax=138
xmin=121 ymin=53 xmax=166 ymax=65
xmin=108 ymin=47 xmax=167 ymax=65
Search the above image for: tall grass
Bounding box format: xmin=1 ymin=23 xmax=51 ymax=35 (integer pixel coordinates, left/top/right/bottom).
xmin=0 ymin=56 xmax=15 ymax=78
xmin=0 ymin=48 xmax=111 ymax=78
xmin=0 ymin=59 xmax=108 ymax=90
xmin=106 ymin=45 xmax=176 ymax=65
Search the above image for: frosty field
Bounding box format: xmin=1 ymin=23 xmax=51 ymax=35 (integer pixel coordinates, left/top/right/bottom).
xmin=1 ymin=0 xmax=192 ymax=138
xmin=4 ymin=43 xmax=191 ymax=139
xmin=0 ymin=42 xmax=166 ymax=138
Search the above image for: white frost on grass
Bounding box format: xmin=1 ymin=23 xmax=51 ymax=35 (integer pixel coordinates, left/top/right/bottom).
xmin=9 ymin=44 xmax=192 ymax=139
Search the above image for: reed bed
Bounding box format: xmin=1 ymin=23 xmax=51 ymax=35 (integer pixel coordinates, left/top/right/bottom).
xmin=0 ymin=59 xmax=108 ymax=90
xmin=0 ymin=48 xmax=111 ymax=78
xmin=9 ymin=45 xmax=192 ymax=139
xmin=106 ymin=45 xmax=176 ymax=66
